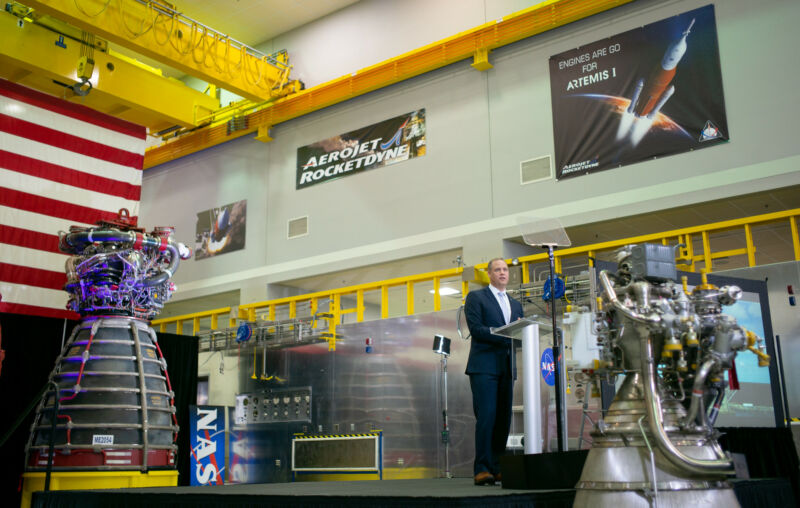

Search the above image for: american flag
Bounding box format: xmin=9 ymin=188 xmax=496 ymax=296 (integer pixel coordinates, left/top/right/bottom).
xmin=0 ymin=78 xmax=145 ymax=319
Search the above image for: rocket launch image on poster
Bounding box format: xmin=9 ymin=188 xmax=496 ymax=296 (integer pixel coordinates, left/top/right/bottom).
xmin=549 ymin=4 xmax=728 ymax=180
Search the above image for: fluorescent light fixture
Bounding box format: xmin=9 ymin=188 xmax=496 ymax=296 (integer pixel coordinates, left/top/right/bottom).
xmin=429 ymin=287 xmax=460 ymax=296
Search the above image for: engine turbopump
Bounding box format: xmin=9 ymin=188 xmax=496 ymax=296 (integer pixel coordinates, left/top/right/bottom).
xmin=573 ymin=243 xmax=769 ymax=507
xmin=59 ymin=209 xmax=192 ymax=320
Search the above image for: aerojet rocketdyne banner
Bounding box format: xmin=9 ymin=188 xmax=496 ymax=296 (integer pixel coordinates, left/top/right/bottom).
xmin=296 ymin=109 xmax=426 ymax=189
xmin=549 ymin=4 xmax=728 ymax=180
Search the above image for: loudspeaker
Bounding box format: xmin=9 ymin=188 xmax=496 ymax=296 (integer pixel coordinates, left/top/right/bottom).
xmin=500 ymin=450 xmax=588 ymax=490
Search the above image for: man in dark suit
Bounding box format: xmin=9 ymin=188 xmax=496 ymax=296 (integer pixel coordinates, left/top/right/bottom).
xmin=464 ymin=258 xmax=524 ymax=485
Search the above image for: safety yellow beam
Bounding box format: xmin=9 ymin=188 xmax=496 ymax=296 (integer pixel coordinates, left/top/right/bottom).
xmin=433 ymin=277 xmax=442 ymax=312
xmin=0 ymin=11 xmax=217 ymax=130
xmin=143 ymin=0 xmax=635 ymax=168
xmin=406 ymin=281 xmax=414 ymax=315
xmin=23 ymin=0 xmax=294 ymax=102
xmin=380 ymin=286 xmax=389 ymax=319
xmin=356 ymin=289 xmax=365 ymax=321
xmin=701 ymin=231 xmax=712 ymax=271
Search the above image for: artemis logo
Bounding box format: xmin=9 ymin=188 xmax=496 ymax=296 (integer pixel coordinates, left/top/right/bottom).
xmin=699 ymin=120 xmax=721 ymax=142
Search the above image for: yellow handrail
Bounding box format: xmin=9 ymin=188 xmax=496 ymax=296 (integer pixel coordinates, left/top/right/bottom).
xmin=152 ymin=207 xmax=800 ymax=335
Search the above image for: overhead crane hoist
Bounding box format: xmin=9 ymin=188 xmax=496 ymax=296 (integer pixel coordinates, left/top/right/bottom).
xmin=20 ymin=0 xmax=302 ymax=101
xmin=4 ymin=0 xmax=635 ymax=165
xmin=2 ymin=0 xmax=302 ymax=133
xmin=143 ymin=0 xmax=637 ymax=167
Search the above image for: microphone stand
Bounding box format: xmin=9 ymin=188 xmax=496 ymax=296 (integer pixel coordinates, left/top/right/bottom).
xmin=543 ymin=243 xmax=566 ymax=452
xmin=441 ymin=354 xmax=451 ymax=478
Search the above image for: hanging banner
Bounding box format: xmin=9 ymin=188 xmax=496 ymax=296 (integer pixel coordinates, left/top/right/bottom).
xmin=194 ymin=199 xmax=247 ymax=260
xmin=549 ymin=4 xmax=728 ymax=180
xmin=190 ymin=405 xmax=226 ymax=486
xmin=296 ymin=109 xmax=426 ymax=189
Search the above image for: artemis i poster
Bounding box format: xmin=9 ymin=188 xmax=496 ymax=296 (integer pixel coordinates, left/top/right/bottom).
xmin=549 ymin=4 xmax=728 ymax=180
xmin=195 ymin=200 xmax=246 ymax=260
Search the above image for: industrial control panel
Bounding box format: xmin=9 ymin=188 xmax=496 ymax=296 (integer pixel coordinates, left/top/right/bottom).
xmin=235 ymin=386 xmax=312 ymax=424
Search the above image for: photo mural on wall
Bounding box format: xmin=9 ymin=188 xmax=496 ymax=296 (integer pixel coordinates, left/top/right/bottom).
xmin=194 ymin=199 xmax=247 ymax=260
xmin=549 ymin=4 xmax=728 ymax=180
xmin=296 ymin=109 xmax=426 ymax=189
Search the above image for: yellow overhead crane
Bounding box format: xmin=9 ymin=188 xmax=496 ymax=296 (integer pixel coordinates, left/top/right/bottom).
xmin=21 ymin=0 xmax=302 ymax=103
xmin=4 ymin=0 xmax=634 ymax=162
xmin=0 ymin=6 xmax=218 ymax=131
xmin=142 ymin=0 xmax=635 ymax=168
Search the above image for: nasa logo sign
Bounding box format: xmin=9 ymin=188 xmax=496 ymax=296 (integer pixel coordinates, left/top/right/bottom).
xmin=190 ymin=405 xmax=226 ymax=486
xmin=541 ymin=348 xmax=556 ymax=386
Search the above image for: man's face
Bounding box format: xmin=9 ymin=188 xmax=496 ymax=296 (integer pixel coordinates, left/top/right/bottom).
xmin=488 ymin=259 xmax=509 ymax=289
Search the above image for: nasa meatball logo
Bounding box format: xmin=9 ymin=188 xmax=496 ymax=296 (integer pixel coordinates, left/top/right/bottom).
xmin=541 ymin=348 xmax=556 ymax=387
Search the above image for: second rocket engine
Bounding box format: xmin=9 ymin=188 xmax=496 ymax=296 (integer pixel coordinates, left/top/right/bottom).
xmin=574 ymin=243 xmax=769 ymax=507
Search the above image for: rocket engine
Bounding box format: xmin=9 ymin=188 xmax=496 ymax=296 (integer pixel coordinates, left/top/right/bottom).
xmin=573 ymin=243 xmax=769 ymax=507
xmin=24 ymin=210 xmax=191 ymax=474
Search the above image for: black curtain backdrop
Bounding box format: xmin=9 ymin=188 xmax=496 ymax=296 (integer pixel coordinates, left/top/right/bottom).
xmin=155 ymin=331 xmax=198 ymax=486
xmin=719 ymin=426 xmax=800 ymax=503
xmin=0 ymin=313 xmax=198 ymax=508
xmin=0 ymin=312 xmax=75 ymax=508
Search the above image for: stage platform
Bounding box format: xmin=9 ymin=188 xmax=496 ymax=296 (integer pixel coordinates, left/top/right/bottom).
xmin=31 ymin=478 xmax=573 ymax=507
xmin=30 ymin=477 xmax=796 ymax=508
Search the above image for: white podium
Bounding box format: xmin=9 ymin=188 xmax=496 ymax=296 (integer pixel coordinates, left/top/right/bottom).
xmin=491 ymin=318 xmax=551 ymax=455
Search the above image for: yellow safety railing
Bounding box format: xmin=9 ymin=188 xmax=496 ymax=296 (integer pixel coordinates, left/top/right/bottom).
xmin=161 ymin=307 xmax=236 ymax=336
xmin=152 ymin=208 xmax=800 ymax=335
xmin=153 ymin=267 xmax=466 ymax=336
xmin=512 ymin=208 xmax=800 ymax=284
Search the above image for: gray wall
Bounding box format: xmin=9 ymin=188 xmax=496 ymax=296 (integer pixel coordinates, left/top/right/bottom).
xmin=141 ymin=0 xmax=800 ymax=305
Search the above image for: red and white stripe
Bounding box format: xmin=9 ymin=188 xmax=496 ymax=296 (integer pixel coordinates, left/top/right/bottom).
xmin=0 ymin=79 xmax=145 ymax=319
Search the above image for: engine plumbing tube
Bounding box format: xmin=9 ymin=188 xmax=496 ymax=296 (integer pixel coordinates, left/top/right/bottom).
xmin=684 ymin=358 xmax=715 ymax=429
xmin=641 ymin=335 xmax=734 ymax=475
xmin=599 ymin=270 xmax=661 ymax=324
xmin=59 ymin=230 xmax=183 ymax=287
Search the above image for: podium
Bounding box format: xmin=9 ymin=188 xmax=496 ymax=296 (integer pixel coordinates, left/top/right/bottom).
xmin=493 ymin=318 xmax=588 ymax=490
xmin=491 ymin=318 xmax=550 ymax=454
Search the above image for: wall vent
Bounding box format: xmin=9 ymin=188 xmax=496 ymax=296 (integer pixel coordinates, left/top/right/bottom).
xmin=520 ymin=155 xmax=553 ymax=185
xmin=287 ymin=216 xmax=309 ymax=239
